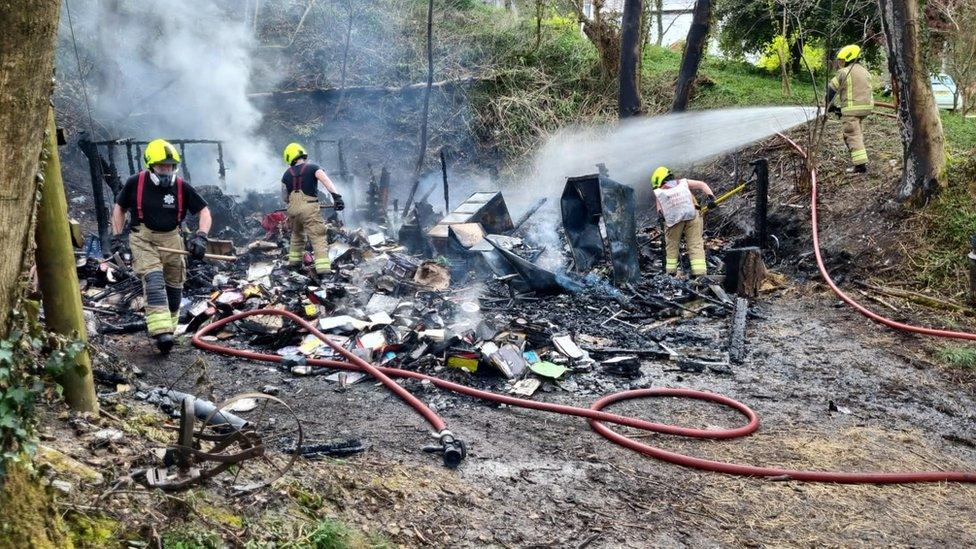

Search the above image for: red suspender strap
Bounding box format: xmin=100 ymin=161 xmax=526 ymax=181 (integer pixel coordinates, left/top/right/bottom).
xmin=136 ymin=170 xmax=146 ymax=221
xmin=291 ymin=163 xmax=309 ymax=193
xmin=176 ymin=177 xmax=184 ymax=222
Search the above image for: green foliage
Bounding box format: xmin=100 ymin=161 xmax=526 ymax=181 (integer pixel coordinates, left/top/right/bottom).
xmin=306 ymin=518 xmax=353 ymax=549
xmin=0 ymin=302 xmax=87 ymax=475
xmin=936 ymin=346 xmax=976 ymax=370
xmin=756 ymin=36 xmax=825 ymax=74
xmin=911 ymin=153 xmax=976 ymax=295
xmin=161 ymin=529 xmax=223 ymax=549
xmin=715 ymin=0 xmax=882 ymax=62
xmin=941 ymin=112 xmax=976 ymax=152
xmin=641 ymin=45 xmax=819 ymax=108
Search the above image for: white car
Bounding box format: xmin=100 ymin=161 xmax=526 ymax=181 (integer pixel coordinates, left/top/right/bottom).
xmin=931 ymin=74 xmax=963 ymax=110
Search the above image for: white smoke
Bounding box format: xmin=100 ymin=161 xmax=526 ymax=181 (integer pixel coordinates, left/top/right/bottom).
xmin=59 ymin=0 xmax=280 ymax=192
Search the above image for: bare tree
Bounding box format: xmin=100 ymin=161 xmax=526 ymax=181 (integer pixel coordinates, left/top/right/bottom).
xmin=879 ymin=0 xmax=947 ymax=202
xmin=672 ymin=0 xmax=712 ymax=111
xmin=415 ymin=0 xmax=435 ymax=176
xmin=620 ymin=0 xmax=644 ymax=117
xmin=570 ymin=0 xmax=622 ymax=81
xmin=654 ymin=0 xmax=664 ymax=45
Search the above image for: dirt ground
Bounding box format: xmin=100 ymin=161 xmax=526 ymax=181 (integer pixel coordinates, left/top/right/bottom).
xmin=40 ymin=117 xmax=976 ymax=548
xmin=47 ymin=282 xmax=967 ymax=548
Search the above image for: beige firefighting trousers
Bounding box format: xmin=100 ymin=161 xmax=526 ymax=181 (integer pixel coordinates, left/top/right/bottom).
xmin=130 ymin=228 xmax=185 ymax=336
xmin=287 ymin=191 xmax=331 ymax=273
xmin=842 ymin=115 xmax=869 ymax=166
xmin=665 ymin=213 xmax=706 ymax=276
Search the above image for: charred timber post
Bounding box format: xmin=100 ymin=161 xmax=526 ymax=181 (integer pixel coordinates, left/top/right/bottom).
xmin=751 ymin=158 xmax=769 ymax=250
xmin=78 ymin=134 xmax=112 ymax=255
xmin=124 ymin=141 xmax=135 ymax=175
xmin=723 ymin=247 xmax=767 ymax=297
xmin=178 ymin=142 xmax=191 ymax=184
xmin=440 ymin=147 xmax=450 ymax=213
xmin=106 ymin=142 xmax=120 ymax=196
xmin=37 ymin=109 xmax=98 ymax=412
xmin=216 ymin=142 xmax=226 ymax=188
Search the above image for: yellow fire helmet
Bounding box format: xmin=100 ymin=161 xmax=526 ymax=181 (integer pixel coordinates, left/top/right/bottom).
xmin=143 ymin=139 xmax=181 ymax=167
xmin=837 ymin=44 xmax=861 ymax=63
xmin=283 ymin=142 xmax=307 ymax=165
xmin=651 ymin=166 xmax=672 ymax=189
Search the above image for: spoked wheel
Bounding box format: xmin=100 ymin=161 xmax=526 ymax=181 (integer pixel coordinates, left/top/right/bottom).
xmin=196 ymin=392 xmax=303 ymax=494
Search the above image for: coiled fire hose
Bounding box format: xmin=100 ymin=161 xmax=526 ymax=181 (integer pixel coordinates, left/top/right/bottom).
xmin=193 ymin=306 xmax=976 ymax=483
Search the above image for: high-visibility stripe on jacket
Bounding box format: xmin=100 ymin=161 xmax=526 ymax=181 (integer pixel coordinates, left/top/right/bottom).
xmin=829 ymin=63 xmax=874 ymax=117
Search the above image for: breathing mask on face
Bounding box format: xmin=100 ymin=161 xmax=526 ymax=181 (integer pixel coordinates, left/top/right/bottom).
xmin=149 ymin=165 xmax=179 ymax=187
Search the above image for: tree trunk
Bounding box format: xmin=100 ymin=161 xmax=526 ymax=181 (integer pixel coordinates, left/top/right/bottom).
xmin=879 ymin=0 xmax=947 ymax=202
xmin=576 ymin=1 xmax=621 ymax=81
xmin=0 ymin=2 xmax=71 ymax=546
xmin=415 ymin=0 xmax=435 ymax=177
xmin=0 ymin=0 xmax=61 ymax=336
xmin=36 ymin=109 xmax=98 ymax=412
xmin=655 ymin=0 xmax=664 ymax=45
xmin=672 ymin=0 xmax=712 ymax=111
xmin=619 ymin=0 xmax=644 ymax=118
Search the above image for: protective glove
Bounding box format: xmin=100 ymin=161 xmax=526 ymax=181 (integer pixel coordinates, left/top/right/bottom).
xmin=330 ymin=193 xmax=345 ymax=211
xmin=187 ymin=231 xmax=208 ymax=260
xmin=705 ymin=196 xmax=718 ymax=210
xmin=110 ymin=234 xmax=125 ymax=256
xmin=828 ymin=104 xmax=842 ymax=118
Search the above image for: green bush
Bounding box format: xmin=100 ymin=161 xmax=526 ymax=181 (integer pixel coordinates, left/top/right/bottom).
xmin=755 ymin=36 xmax=825 ymax=74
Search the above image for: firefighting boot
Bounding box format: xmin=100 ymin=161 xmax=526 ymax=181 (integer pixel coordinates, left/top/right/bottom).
xmin=154 ymin=333 xmax=175 ymax=355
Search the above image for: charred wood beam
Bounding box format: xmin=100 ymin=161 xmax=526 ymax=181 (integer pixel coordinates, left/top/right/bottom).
xmin=78 ymin=134 xmax=112 ymax=255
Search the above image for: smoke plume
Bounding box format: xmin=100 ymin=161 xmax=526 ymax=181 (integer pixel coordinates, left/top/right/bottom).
xmin=59 ymin=0 xmax=280 ymax=191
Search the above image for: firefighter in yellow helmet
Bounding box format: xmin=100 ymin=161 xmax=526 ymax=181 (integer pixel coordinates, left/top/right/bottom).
xmin=111 ymin=139 xmax=212 ymax=354
xmin=826 ymin=44 xmax=874 ymax=174
xmin=281 ymin=142 xmax=345 ymax=277
xmin=652 ymin=166 xmax=716 ymax=277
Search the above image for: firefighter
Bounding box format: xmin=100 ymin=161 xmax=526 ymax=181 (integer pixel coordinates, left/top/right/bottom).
xmin=826 ymin=44 xmax=874 ymax=174
xmin=111 ymin=139 xmax=212 ymax=354
xmin=651 ymin=166 xmax=716 ymax=278
xmin=280 ymin=142 xmax=345 ymax=277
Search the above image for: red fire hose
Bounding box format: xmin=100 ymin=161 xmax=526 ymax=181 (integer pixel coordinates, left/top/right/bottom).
xmin=193 ymin=308 xmax=976 ymax=483
xmin=776 ymin=131 xmax=976 ymax=341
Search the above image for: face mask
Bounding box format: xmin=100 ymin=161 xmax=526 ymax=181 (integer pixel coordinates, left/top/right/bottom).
xmin=149 ymin=166 xmax=178 ymax=187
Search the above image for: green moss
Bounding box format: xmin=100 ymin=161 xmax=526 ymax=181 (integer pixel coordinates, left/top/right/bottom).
xmin=0 ymin=463 xmax=70 ymax=549
xmin=197 ymin=505 xmax=244 ymax=529
xmin=63 ymin=510 xmax=121 ymax=548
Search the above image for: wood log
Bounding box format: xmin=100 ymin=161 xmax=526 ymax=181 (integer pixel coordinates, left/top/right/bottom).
xmin=722 ymin=247 xmax=767 ymax=297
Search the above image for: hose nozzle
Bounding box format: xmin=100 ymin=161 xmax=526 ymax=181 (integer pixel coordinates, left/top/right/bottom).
xmin=424 ymin=430 xmax=467 ymax=469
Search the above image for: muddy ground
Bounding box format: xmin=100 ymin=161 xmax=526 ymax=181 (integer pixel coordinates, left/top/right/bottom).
xmin=59 ymin=282 xmax=972 ymax=548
